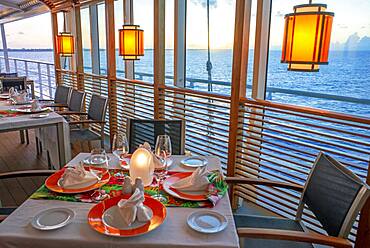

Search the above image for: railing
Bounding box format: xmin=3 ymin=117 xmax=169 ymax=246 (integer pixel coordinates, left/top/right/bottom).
xmin=0 ymin=56 xmax=55 ymax=99
xmin=3 ymin=58 xmax=370 ymax=244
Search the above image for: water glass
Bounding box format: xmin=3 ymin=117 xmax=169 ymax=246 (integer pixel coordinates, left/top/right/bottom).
xmin=112 ymin=132 xmax=130 ymax=169
xmin=88 ymin=148 xmax=109 ymax=180
xmin=153 ymin=135 xmax=172 ymax=202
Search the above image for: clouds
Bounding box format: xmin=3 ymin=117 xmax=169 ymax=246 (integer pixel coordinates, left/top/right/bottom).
xmin=191 ymin=0 xmax=218 ymax=8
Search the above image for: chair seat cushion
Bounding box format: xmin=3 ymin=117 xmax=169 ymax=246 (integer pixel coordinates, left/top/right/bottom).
xmin=70 ymin=129 xmax=100 ymax=143
xmin=234 ymin=214 xmax=314 ymax=248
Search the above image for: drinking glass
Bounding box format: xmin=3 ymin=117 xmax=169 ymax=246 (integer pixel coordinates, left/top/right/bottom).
xmin=153 ymin=135 xmax=172 ymax=202
xmin=112 ymin=132 xmax=129 ymax=169
xmin=88 ymin=148 xmax=109 ymax=180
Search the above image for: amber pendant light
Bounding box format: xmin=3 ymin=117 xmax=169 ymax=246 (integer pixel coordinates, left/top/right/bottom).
xmin=56 ymin=12 xmax=75 ymax=57
xmin=119 ymin=25 xmax=144 ymax=60
xmin=281 ymin=0 xmax=334 ymax=72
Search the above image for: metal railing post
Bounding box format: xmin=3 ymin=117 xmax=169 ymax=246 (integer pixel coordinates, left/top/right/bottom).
xmin=47 ymin=64 xmax=52 ymax=98
xmin=25 ymin=61 xmax=28 ymax=78
xmin=14 ymin=60 xmax=17 ymax=74
xmin=37 ymin=63 xmax=43 ymax=99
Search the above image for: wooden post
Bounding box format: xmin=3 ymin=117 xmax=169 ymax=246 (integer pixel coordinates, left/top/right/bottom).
xmin=73 ymin=3 xmax=84 ymax=92
xmin=0 ymin=24 xmax=10 ymax=73
xmin=154 ymin=0 xmax=165 ymax=119
xmin=105 ymin=0 xmax=117 ymax=145
xmin=227 ymin=0 xmax=251 ymax=208
xmin=51 ymin=12 xmax=61 ymax=85
xmin=89 ymin=4 xmax=100 ymax=75
xmin=355 ymin=160 xmax=370 ymax=247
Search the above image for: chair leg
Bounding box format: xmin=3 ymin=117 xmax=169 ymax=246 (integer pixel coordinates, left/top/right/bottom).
xmin=19 ymin=130 xmax=25 ymax=144
xmin=88 ymin=141 xmax=92 ymax=152
xmin=25 ymin=130 xmax=29 ymax=145
xmin=47 ymin=151 xmax=52 ymax=170
xmin=36 ymin=137 xmax=40 ymax=155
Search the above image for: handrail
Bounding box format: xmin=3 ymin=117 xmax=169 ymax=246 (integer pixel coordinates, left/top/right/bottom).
xmin=0 ymin=56 xmax=54 ymax=66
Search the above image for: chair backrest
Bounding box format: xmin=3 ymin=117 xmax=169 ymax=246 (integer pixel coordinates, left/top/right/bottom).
xmin=126 ymin=119 xmax=185 ymax=155
xmin=0 ymin=72 xmax=18 ymax=78
xmin=87 ymin=94 xmax=108 ymax=121
xmin=1 ymin=77 xmax=27 ymax=92
xmin=296 ymin=152 xmax=370 ymax=238
xmin=54 ymin=85 xmax=71 ymax=104
xmin=68 ymin=90 xmax=85 ymax=112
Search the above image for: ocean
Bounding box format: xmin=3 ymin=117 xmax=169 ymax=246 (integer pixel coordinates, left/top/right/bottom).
xmin=3 ymin=49 xmax=370 ymax=117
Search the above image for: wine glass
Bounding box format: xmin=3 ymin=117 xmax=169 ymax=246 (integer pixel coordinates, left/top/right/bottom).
xmin=153 ymin=135 xmax=172 ymax=202
xmin=88 ymin=148 xmax=109 ymax=180
xmin=112 ymin=132 xmax=129 ymax=169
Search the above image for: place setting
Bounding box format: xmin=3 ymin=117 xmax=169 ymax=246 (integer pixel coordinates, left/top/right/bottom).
xmin=29 ymin=135 xmax=229 ymax=237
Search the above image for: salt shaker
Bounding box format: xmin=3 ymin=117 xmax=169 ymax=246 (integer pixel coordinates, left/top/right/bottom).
xmin=133 ymin=177 xmax=144 ymax=192
xmin=122 ymin=176 xmax=133 ymax=194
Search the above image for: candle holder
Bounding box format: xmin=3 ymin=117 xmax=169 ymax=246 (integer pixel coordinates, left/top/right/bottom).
xmin=129 ymin=148 xmax=154 ymax=186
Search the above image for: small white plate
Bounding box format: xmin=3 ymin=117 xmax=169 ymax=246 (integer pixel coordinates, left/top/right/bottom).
xmin=181 ymin=157 xmax=208 ymax=168
xmin=83 ymin=155 xmax=112 ymax=165
xmin=187 ymin=210 xmax=228 ymax=234
xmin=15 ymin=107 xmax=50 ymax=114
xmin=30 ymin=113 xmax=49 ymax=118
xmin=102 ymin=205 xmax=153 ymax=230
xmin=31 ymin=208 xmax=74 ymax=231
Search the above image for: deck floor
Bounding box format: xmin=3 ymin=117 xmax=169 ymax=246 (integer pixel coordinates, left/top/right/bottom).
xmin=0 ymin=131 xmax=50 ymax=207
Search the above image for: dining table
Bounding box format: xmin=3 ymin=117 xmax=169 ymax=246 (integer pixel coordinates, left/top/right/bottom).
xmin=0 ymin=100 xmax=71 ymax=168
xmin=0 ymin=153 xmax=240 ymax=248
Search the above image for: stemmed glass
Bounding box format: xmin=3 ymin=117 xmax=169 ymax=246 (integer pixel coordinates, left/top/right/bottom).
xmin=153 ymin=135 xmax=172 ymax=202
xmin=88 ymin=148 xmax=109 ymax=180
xmin=112 ymin=132 xmax=130 ymax=169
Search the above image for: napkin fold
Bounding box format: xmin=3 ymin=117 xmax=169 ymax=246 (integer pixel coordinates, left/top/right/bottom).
xmin=59 ymin=163 xmax=97 ymax=189
xmin=31 ymin=100 xmax=42 ymax=111
xmin=140 ymin=142 xmax=163 ymax=169
xmin=117 ymin=188 xmax=151 ymax=226
xmin=171 ymin=166 xmax=210 ymax=192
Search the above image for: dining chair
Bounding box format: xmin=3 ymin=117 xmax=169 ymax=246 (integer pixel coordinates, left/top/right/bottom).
xmin=39 ymin=85 xmax=71 ymax=109
xmin=0 ymin=72 xmax=18 ymax=78
xmin=66 ymin=94 xmax=108 ymax=150
xmin=226 ymin=152 xmax=370 ymax=248
xmin=0 ymin=170 xmax=56 ymax=222
xmin=126 ymin=119 xmax=186 ymax=155
xmin=0 ymin=76 xmax=27 ymax=92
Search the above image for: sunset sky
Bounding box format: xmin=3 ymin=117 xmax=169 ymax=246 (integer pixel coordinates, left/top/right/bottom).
xmin=2 ymin=0 xmax=370 ymax=50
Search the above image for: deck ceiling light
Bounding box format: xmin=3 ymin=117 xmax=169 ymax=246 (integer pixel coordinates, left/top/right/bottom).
xmin=119 ymin=25 xmax=144 ymax=60
xmin=281 ymin=1 xmax=334 ymax=72
xmin=56 ymin=32 xmax=75 ymax=57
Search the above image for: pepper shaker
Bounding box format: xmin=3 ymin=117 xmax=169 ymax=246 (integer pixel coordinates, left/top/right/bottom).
xmin=122 ymin=176 xmax=133 ymax=194
xmin=133 ymin=177 xmax=144 ymax=192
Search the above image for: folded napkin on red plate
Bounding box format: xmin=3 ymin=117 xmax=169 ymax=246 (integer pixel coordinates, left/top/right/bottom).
xmin=171 ymin=166 xmax=210 ymax=192
xmin=117 ymin=188 xmax=151 ymax=226
xmin=59 ymin=163 xmax=97 ymax=189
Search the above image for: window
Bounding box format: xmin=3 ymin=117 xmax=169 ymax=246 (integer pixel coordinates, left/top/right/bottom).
xmin=266 ymin=0 xmax=370 ymax=116
xmin=81 ymin=7 xmax=92 ymax=73
xmin=186 ymin=0 xmax=236 ymax=95
xmin=98 ymin=3 xmax=107 ymax=75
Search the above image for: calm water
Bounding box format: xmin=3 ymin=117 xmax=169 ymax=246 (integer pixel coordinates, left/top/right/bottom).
xmin=3 ymin=49 xmax=370 ymax=116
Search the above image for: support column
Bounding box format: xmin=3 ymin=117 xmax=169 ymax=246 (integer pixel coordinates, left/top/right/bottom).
xmin=72 ymin=4 xmax=84 ymax=91
xmin=89 ymin=4 xmax=100 ymax=75
xmin=227 ymin=0 xmax=251 ymax=208
xmin=0 ymin=24 xmax=10 ymax=73
xmin=252 ymin=0 xmax=271 ymax=99
xmin=154 ymin=0 xmax=166 ymax=119
xmin=123 ymin=0 xmax=134 ymax=79
xmin=105 ymin=0 xmax=117 ymax=144
xmin=51 ymin=12 xmax=61 ymax=85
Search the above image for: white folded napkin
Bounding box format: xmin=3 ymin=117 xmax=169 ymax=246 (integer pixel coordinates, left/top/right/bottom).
xmin=140 ymin=142 xmax=163 ymax=169
xmin=8 ymin=87 xmax=16 ymax=97
xmin=171 ymin=166 xmax=210 ymax=192
xmin=117 ymin=188 xmax=151 ymax=226
xmin=59 ymin=163 xmax=97 ymax=189
xmin=31 ymin=100 xmax=42 ymax=111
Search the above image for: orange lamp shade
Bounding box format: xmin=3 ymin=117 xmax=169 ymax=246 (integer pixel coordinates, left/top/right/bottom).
xmin=281 ymin=4 xmax=334 ymax=72
xmin=119 ymin=25 xmax=144 ymax=60
xmin=56 ymin=32 xmax=74 ymax=57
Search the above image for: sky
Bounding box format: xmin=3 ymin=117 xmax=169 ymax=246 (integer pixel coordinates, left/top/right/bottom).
xmin=1 ymin=0 xmax=370 ymax=50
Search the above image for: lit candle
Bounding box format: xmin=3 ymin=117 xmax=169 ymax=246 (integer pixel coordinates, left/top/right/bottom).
xmin=129 ymin=148 xmax=154 ymax=186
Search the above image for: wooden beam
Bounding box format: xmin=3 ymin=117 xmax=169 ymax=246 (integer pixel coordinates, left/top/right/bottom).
xmin=227 ymin=0 xmax=251 ymax=207
xmin=0 ymin=0 xmax=22 ymax=11
xmin=355 ymin=159 xmax=370 ymax=248
xmin=73 ymin=4 xmax=84 ymax=91
xmin=51 ymin=12 xmax=61 ymax=85
xmin=105 ymin=0 xmax=117 ymax=144
xmin=154 ymin=0 xmax=165 ymax=119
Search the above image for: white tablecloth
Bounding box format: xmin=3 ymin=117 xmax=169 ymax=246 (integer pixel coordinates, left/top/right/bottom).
xmin=0 ymin=102 xmax=71 ymax=167
xmin=0 ymin=154 xmax=239 ymax=248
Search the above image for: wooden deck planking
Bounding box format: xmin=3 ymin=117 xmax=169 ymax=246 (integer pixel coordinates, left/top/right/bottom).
xmin=0 ymin=131 xmax=49 ymax=207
